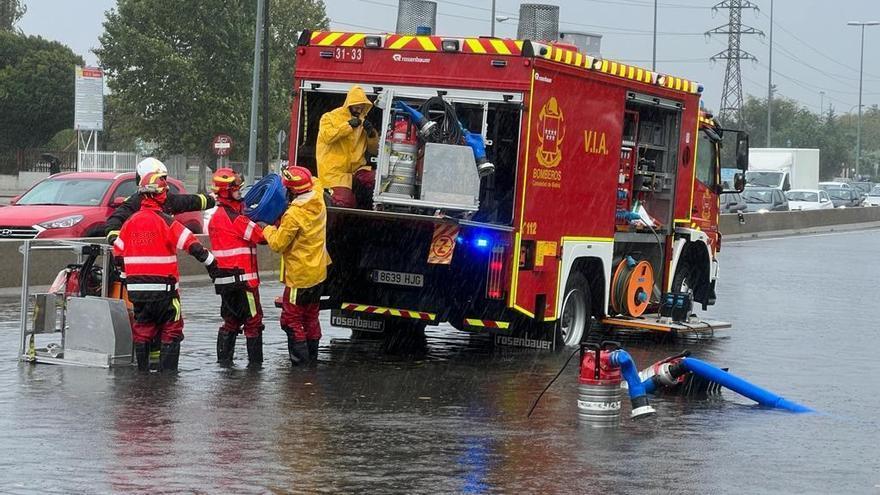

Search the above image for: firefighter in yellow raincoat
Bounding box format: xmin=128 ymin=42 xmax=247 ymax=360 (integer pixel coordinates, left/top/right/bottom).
xmin=262 ymin=164 xmax=331 ymax=365
xmin=316 ymin=85 xmax=378 ymax=208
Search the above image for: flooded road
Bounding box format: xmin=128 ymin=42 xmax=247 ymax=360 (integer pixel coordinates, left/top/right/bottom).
xmin=0 ymin=230 xmax=878 ymax=493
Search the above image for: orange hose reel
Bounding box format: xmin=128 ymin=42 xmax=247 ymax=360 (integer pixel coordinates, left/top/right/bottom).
xmin=611 ymin=258 xmax=654 ymax=317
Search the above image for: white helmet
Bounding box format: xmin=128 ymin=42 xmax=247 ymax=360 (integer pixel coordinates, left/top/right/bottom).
xmin=136 ymin=157 xmax=168 ymax=179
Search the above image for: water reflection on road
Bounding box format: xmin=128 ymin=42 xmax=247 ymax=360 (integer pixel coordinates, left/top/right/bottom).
xmin=0 ymin=230 xmax=878 ymax=493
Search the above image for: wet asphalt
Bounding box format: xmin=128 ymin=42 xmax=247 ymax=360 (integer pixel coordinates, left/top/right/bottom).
xmin=0 ymin=229 xmax=878 ymax=494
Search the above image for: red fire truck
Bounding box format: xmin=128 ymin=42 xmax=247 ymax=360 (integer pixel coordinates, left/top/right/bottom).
xmin=288 ymin=29 xmax=749 ymax=348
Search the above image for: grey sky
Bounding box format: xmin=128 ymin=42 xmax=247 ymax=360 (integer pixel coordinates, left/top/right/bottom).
xmin=17 ymin=0 xmax=880 ymax=115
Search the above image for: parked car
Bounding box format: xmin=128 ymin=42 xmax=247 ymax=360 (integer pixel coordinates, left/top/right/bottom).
xmin=818 ymin=181 xmax=852 ymax=190
xmin=851 ymin=181 xmax=873 ymax=203
xmin=824 ymin=187 xmax=861 ymax=208
xmin=0 ymin=172 xmax=203 ymax=239
xmin=864 ymin=186 xmax=880 ymax=207
xmin=720 ymin=192 xmax=748 ymax=213
xmin=742 ymin=187 xmax=789 ymax=213
xmin=785 ymin=189 xmax=835 ymax=211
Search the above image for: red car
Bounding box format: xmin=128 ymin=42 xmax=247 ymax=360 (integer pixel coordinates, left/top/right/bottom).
xmin=0 ymin=172 xmax=203 ymax=239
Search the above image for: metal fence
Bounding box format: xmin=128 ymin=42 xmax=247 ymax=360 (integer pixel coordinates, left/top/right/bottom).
xmin=77 ymin=151 xmax=141 ymax=172
xmin=0 ymin=149 xmax=77 ymax=175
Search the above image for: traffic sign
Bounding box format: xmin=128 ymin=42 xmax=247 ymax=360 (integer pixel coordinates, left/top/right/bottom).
xmin=276 ymin=129 xmax=287 ymax=145
xmin=212 ymin=134 xmax=233 ymax=157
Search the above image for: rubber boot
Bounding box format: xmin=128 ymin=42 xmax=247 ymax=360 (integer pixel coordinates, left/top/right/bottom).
xmin=307 ymin=339 xmax=320 ymax=362
xmin=216 ymin=330 xmax=237 ymax=365
xmin=134 ymin=343 xmax=150 ymax=371
xmin=159 ymin=342 xmax=180 ymax=372
xmin=288 ymin=339 xmax=309 ymax=366
xmin=246 ymin=335 xmax=263 ymax=364
xmin=149 ymin=337 xmax=161 ymax=371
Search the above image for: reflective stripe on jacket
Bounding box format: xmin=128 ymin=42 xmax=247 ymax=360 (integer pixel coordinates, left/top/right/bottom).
xmin=208 ymin=202 xmax=264 ymax=288
xmin=115 ymin=200 xmax=214 ymax=295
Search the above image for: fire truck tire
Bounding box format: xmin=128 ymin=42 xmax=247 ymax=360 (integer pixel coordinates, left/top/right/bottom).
xmin=671 ymin=260 xmax=698 ymax=300
xmin=555 ymin=272 xmax=592 ymax=347
xmin=382 ymin=320 xmax=428 ymax=353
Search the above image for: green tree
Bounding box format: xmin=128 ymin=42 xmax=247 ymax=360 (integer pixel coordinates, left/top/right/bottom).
xmin=96 ymin=0 xmax=328 ymax=165
xmin=0 ymin=0 xmax=26 ymax=32
xmin=0 ymin=31 xmax=84 ymax=151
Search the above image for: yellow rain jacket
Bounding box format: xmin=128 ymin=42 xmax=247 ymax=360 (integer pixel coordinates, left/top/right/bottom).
xmin=316 ymin=85 xmax=379 ymax=189
xmin=262 ymin=181 xmax=331 ymax=289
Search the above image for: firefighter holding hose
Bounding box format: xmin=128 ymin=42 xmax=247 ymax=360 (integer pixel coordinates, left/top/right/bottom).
xmin=316 ymin=85 xmax=378 ymax=208
xmin=208 ymin=168 xmax=266 ymax=366
xmin=113 ymin=170 xmax=219 ymax=371
xmin=262 ymin=164 xmax=330 ymax=366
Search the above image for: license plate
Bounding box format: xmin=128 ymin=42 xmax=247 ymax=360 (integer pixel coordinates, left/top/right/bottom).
xmin=330 ymin=310 xmax=385 ymax=332
xmin=371 ymin=269 xmax=424 ymax=287
xmin=333 ymin=47 xmax=364 ymax=63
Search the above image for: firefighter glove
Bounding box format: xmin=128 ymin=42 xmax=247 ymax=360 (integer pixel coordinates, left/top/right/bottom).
xmin=106 ymin=230 xmax=119 ymax=246
xmin=362 ymin=119 xmax=375 ymax=136
xmin=348 ymin=117 xmax=361 ymax=128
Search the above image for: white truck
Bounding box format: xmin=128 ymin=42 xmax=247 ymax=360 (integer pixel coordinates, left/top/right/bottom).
xmin=745 ymin=148 xmax=820 ymax=191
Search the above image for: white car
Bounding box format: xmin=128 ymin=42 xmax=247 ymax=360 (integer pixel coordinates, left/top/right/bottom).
xmin=864 ymin=186 xmax=880 ymax=207
xmin=785 ymin=189 xmax=835 ymax=211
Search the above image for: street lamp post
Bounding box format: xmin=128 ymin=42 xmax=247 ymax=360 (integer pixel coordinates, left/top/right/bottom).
xmin=847 ymin=20 xmax=879 ymax=179
xmin=491 ymin=0 xmax=496 ymax=37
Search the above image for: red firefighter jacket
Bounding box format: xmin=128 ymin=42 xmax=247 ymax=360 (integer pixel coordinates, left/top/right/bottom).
xmin=208 ymin=200 xmax=265 ymax=289
xmin=113 ymin=198 xmax=214 ymax=299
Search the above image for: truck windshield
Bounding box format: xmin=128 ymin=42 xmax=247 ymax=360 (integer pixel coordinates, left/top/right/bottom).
xmin=742 ymin=189 xmax=773 ymax=203
xmin=745 ymin=171 xmax=782 ymax=188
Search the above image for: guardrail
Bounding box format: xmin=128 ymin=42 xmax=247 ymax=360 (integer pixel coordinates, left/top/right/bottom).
xmin=721 ymin=206 xmax=880 ymax=238
xmin=0 ymin=235 xmax=281 ymax=292
xmin=78 ymin=151 xmax=141 ymax=172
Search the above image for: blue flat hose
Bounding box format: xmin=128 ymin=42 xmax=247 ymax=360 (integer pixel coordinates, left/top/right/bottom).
xmin=680 ymin=358 xmax=814 ymax=413
xmin=244 ymin=173 xmax=287 ymax=224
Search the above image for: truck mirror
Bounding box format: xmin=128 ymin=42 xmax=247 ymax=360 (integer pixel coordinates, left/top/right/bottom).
xmin=733 ymin=173 xmax=746 ymax=193
xmin=736 ymin=132 xmax=749 ymax=171
xmin=721 ymin=172 xmax=746 ymax=194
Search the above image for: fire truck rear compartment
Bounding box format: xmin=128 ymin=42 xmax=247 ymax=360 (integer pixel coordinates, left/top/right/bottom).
xmin=325 ymin=209 xmax=511 ymax=325
xmin=295 ymin=87 xmax=522 ymax=225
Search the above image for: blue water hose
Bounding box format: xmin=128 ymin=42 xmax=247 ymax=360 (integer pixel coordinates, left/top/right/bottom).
xmin=642 ymin=357 xmax=814 ymax=413
xmin=609 ymin=349 xmax=656 ymax=419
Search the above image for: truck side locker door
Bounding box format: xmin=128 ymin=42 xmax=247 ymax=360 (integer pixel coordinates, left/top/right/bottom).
xmin=512 ymin=64 xmax=623 ymax=320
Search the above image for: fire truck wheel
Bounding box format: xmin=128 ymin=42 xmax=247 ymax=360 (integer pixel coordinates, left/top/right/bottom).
xmin=556 ymin=272 xmax=592 ymax=347
xmin=671 ymin=261 xmax=698 ymax=300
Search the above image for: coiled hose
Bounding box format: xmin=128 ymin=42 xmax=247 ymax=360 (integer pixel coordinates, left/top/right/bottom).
xmin=419 ymin=96 xmax=463 ymax=145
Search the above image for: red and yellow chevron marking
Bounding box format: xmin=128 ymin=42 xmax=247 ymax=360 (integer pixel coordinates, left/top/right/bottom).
xmin=310 ymin=31 xmax=369 ymax=47
xmin=461 ymin=38 xmax=524 ymax=55
xmin=385 ymin=34 xmax=441 ymax=51
xmin=342 ymin=302 xmax=436 ymax=321
xmin=464 ymin=318 xmax=510 ymax=329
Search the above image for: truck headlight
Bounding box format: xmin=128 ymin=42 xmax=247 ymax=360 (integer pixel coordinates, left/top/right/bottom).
xmin=39 ymin=215 xmax=84 ymax=229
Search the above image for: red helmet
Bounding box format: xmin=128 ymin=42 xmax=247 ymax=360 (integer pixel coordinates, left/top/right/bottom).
xmin=281 ymin=165 xmax=314 ymax=194
xmin=211 ymin=167 xmax=244 ymax=198
xmin=138 ymin=170 xmax=168 ymax=195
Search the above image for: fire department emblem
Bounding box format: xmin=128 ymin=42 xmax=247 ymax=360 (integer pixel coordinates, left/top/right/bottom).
xmin=536 ymin=97 xmax=565 ymax=168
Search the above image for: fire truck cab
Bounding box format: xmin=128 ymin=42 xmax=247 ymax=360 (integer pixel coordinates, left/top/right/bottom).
xmin=289 ymin=27 xmax=748 ymax=347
